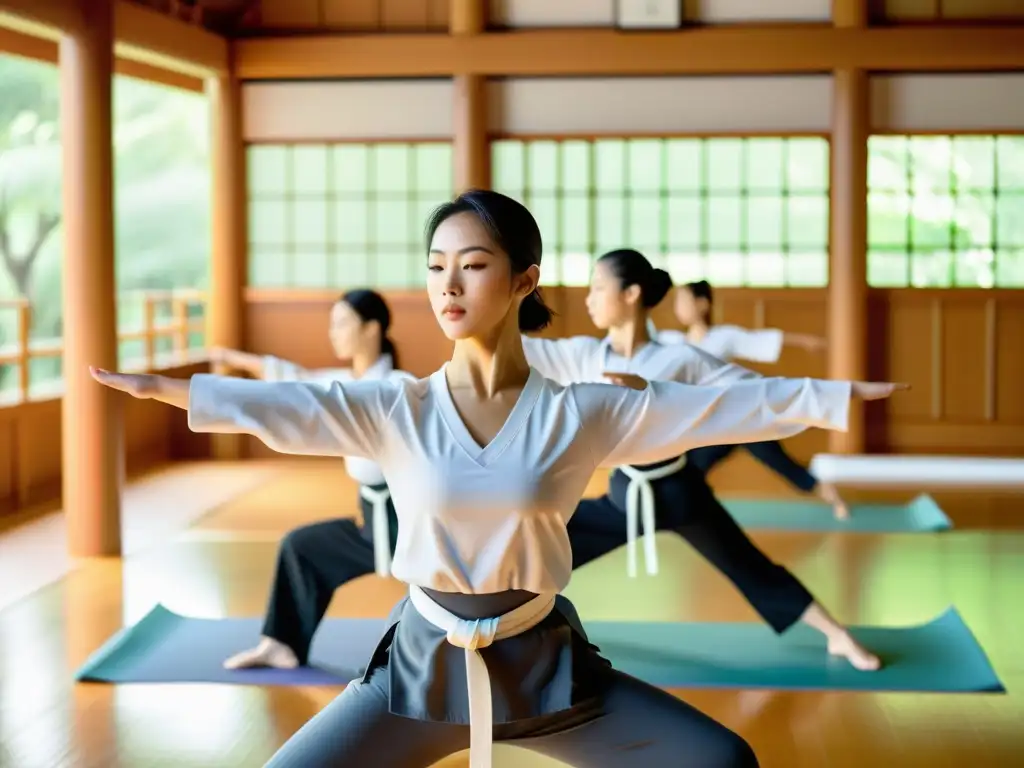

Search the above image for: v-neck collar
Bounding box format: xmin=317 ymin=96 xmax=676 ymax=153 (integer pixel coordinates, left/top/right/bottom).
xmin=431 ymin=364 xmax=543 ymax=467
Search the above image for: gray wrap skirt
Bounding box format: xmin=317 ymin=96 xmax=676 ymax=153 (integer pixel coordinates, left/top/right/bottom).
xmin=361 ymin=592 xmax=613 ymax=725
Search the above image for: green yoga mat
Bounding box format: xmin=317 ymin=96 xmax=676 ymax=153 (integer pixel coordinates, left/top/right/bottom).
xmin=723 ymin=494 xmax=952 ymax=533
xmin=76 ymin=604 xmax=1002 ymax=693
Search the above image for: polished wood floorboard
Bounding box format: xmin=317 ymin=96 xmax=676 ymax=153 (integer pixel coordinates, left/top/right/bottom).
xmin=1 ymin=456 xmax=1022 ymax=768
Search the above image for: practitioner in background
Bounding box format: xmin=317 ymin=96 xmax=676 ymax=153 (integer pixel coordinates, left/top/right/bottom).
xmin=93 ymin=190 xmax=905 ymax=767
xmin=653 ymin=279 xmax=849 ymax=519
xmin=524 ymin=249 xmax=881 ymax=671
xmin=211 ymin=289 xmax=412 ymax=671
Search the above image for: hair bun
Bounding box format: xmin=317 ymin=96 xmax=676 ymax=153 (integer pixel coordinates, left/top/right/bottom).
xmin=643 ymin=268 xmax=673 ymax=308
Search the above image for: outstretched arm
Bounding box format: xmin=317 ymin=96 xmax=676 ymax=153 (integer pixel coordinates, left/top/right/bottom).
xmin=782 ymin=332 xmax=827 ymax=354
xmin=577 ymin=377 xmax=906 ymax=468
xmin=210 ymin=347 xmax=322 ymax=382
xmin=91 ymin=368 xmax=392 ymax=459
xmin=522 ymin=335 xmax=601 ymax=385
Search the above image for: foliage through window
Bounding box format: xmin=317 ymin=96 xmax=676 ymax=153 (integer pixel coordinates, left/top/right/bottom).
xmin=0 ymin=54 xmax=62 ymax=397
xmin=868 ymin=135 xmax=1024 ymax=288
xmin=247 ymin=143 xmax=453 ymax=289
xmin=0 ymin=52 xmax=211 ymax=399
xmin=491 ymin=137 xmax=831 ymax=287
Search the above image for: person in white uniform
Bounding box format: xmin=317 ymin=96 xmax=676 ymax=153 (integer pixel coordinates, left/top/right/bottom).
xmin=211 ymin=289 xmax=413 ymax=671
xmin=92 ymin=191 xmax=904 ymax=768
xmin=654 ymin=279 xmax=850 ymax=519
xmin=523 ymin=249 xmax=880 ymax=672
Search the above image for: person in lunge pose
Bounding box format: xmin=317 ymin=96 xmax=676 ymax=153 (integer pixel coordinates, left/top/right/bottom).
xmin=212 ymin=289 xmax=412 ymax=671
xmin=653 ymin=279 xmax=849 ymax=518
xmin=524 ymin=249 xmax=884 ymax=672
xmin=94 ymin=191 xmax=903 ymax=768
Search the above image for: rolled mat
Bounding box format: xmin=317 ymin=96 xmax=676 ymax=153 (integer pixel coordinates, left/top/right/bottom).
xmin=723 ymin=494 xmax=952 ymax=533
xmin=75 ymin=604 xmax=1002 ymax=693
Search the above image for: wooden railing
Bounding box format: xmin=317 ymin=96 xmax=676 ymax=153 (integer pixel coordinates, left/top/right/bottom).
xmin=0 ymin=290 xmax=208 ymax=404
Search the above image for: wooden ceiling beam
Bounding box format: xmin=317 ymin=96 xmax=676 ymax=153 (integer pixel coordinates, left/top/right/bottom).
xmin=235 ymin=25 xmax=1024 ymax=80
xmin=0 ymin=26 xmax=206 ymax=91
xmin=0 ymin=0 xmax=228 ymax=75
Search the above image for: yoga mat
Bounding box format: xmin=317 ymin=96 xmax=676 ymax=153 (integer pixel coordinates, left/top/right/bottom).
xmin=723 ymin=493 xmax=952 ymax=533
xmin=76 ymin=604 xmax=1002 ymax=693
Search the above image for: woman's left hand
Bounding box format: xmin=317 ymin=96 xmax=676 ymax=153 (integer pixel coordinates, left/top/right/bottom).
xmin=90 ymin=367 xmax=160 ymax=399
xmin=851 ymin=381 xmax=911 ymax=401
xmin=603 ymin=372 xmax=649 ymax=391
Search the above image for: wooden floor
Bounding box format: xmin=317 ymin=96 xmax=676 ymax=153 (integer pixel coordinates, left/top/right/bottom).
xmin=1 ymin=457 xmax=1023 ymax=768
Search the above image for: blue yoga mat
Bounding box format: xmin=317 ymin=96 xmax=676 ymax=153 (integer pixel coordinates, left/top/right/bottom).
xmin=723 ymin=494 xmax=952 ymax=533
xmin=75 ymin=604 xmax=1002 ymax=693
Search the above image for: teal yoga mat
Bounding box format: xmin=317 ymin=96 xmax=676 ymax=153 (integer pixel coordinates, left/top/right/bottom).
xmin=76 ymin=604 xmax=1002 ymax=693
xmin=723 ymin=494 xmax=952 ymax=533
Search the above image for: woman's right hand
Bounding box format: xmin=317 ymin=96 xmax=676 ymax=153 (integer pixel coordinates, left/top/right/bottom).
xmin=851 ymin=381 xmax=910 ymax=401
xmin=90 ymin=367 xmax=161 ymax=398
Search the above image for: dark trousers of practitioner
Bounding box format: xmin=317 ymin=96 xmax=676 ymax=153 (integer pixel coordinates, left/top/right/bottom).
xmin=688 ymin=441 xmax=818 ymax=494
xmin=263 ymin=664 xmax=758 ymax=768
xmin=262 ymin=485 xmax=398 ymax=664
xmin=569 ymin=461 xmax=814 ymax=634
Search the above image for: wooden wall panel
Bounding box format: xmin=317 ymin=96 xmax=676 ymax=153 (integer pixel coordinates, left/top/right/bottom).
xmin=879 ymin=0 xmax=1024 ymax=22
xmin=242 ymin=287 xmax=1024 ymax=460
xmin=246 ymin=0 xmax=448 ymax=32
xmin=996 ymin=302 xmax=1024 ymax=423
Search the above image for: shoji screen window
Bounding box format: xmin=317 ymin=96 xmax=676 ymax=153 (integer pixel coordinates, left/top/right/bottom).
xmin=868 ymin=135 xmax=1024 ymax=288
xmin=491 ymin=137 xmax=830 ymax=287
xmin=247 ymin=142 xmax=453 ymax=288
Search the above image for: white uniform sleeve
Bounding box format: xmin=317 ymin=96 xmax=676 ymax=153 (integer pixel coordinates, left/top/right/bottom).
xmin=262 ymin=355 xmax=304 ymax=381
xmin=188 ymin=374 xmax=397 ymax=459
xmin=574 ymin=377 xmax=850 ymax=469
xmin=672 ymin=344 xmax=763 ymax=387
xmin=522 ymin=335 xmax=601 ymax=385
xmin=262 ymin=355 xmax=357 ymax=384
xmin=718 ymin=326 xmax=785 ymax=364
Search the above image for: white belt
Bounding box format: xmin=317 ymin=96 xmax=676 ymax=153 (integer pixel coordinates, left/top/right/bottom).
xmin=617 ymin=454 xmax=689 ymax=578
xmin=359 ymin=484 xmax=393 ymax=578
xmin=408 ymin=586 xmax=557 ymax=768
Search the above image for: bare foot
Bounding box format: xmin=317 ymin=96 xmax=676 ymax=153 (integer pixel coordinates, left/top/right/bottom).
xmin=827 ymin=633 xmax=881 ymax=671
xmin=817 ymin=482 xmax=850 ymax=520
xmin=223 ymin=637 xmax=299 ymax=670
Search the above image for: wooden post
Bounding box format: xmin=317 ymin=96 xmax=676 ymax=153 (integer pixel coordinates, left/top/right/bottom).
xmin=828 ymin=0 xmax=870 ymax=453
xmin=207 ymin=71 xmax=247 ymax=460
xmin=451 ymin=0 xmax=489 ymax=192
xmin=60 ymin=0 xmax=123 ymax=557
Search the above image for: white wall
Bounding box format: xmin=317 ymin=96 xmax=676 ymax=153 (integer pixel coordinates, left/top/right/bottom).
xmin=242 ymin=80 xmax=453 ymax=142
xmin=487 ymin=0 xmax=831 ymax=26
xmin=489 ymin=76 xmax=831 ymax=135
xmin=242 ymin=73 xmax=1024 ymax=141
xmin=871 ymin=74 xmax=1024 ymax=132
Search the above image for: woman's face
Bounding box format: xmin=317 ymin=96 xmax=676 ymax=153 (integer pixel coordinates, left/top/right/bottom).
xmin=328 ymin=300 xmax=375 ymax=359
xmin=427 ymin=212 xmax=538 ymax=341
xmin=585 ymin=260 xmax=640 ymax=330
xmin=673 ymin=286 xmax=703 ymax=326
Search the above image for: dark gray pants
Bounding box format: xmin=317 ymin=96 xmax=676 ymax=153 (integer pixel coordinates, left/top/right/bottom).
xmin=263 ymin=665 xmax=758 ymax=768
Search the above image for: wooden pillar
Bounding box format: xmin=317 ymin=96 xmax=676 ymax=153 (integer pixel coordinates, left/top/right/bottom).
xmin=451 ymin=0 xmax=489 ymax=192
xmin=828 ymin=0 xmax=869 ymax=453
xmin=60 ymin=0 xmax=123 ymax=557
xmin=207 ymin=71 xmax=247 ymax=460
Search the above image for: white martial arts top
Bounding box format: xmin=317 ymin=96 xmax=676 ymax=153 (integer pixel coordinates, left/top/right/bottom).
xmin=188 ymin=366 xmax=851 ymax=595
xmin=260 ymin=353 xmax=413 ymax=487
xmin=655 ymin=325 xmax=785 ymax=364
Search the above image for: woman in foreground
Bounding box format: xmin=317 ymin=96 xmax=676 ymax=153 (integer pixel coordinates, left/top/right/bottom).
xmin=93 ymin=191 xmax=903 ymax=768
xmin=211 ymin=289 xmax=412 ymax=671
xmin=655 ymin=279 xmax=850 ymax=519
